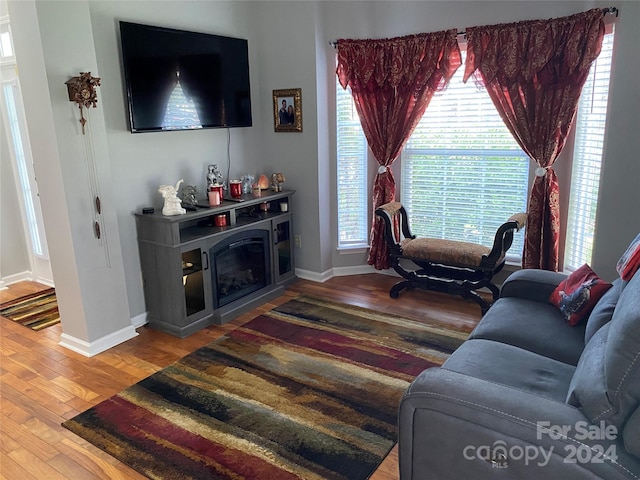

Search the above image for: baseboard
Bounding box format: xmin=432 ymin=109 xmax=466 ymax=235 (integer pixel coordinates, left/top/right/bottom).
xmin=295 ymin=265 xmax=397 ymax=283
xmin=294 ymin=268 xmax=334 ymax=283
xmin=0 ymin=270 xmax=54 ymax=289
xmin=35 ymin=277 xmax=55 ymax=287
xmin=59 ymin=325 xmax=138 ymax=357
xmin=332 ymin=264 xmax=381 ymax=277
xmin=1 ymin=270 xmax=33 ymax=288
xmin=131 ymin=311 xmax=148 ymax=329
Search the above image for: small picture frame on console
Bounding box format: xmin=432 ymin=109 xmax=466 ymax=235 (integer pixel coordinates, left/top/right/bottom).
xmin=273 ymin=88 xmax=302 ymax=132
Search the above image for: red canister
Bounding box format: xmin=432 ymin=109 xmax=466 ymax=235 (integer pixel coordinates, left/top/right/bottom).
xmin=210 ymin=184 xmax=224 ymax=202
xmin=229 ymin=180 xmax=242 ymax=199
xmin=214 ymin=214 xmax=227 ymax=226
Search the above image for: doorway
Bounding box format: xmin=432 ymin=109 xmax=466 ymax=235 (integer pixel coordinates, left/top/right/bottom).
xmin=0 ymin=15 xmax=53 ymax=287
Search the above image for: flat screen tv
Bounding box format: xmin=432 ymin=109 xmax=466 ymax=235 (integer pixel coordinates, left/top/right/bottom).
xmin=119 ymin=21 xmax=252 ymax=133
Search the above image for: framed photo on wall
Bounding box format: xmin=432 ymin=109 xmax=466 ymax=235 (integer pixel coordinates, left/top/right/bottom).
xmin=273 ymin=88 xmax=302 ymax=132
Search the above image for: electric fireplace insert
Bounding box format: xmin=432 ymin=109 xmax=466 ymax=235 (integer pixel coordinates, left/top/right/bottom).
xmin=210 ymin=229 xmax=270 ymax=308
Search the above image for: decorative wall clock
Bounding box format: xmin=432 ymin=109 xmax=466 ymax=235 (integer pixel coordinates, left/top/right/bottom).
xmin=65 ymin=72 xmax=101 ymax=134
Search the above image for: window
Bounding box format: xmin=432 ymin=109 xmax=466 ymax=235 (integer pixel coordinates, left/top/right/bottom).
xmin=0 ymin=18 xmax=15 ymax=64
xmin=335 ymin=56 xmax=529 ymax=257
xmin=564 ymin=31 xmax=614 ymax=270
xmin=336 ymin=32 xmax=615 ymax=263
xmin=401 ymin=53 xmax=529 ymax=258
xmin=336 ymin=78 xmax=368 ymax=248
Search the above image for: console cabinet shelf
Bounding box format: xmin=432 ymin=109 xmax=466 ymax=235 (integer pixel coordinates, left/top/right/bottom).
xmin=135 ymin=190 xmax=295 ymax=337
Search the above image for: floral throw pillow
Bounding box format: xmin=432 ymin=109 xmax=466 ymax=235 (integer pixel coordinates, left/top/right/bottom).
xmin=616 ymin=233 xmax=640 ymax=281
xmin=549 ymin=264 xmax=613 ymax=326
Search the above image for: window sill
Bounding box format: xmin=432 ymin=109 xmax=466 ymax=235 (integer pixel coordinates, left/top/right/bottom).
xmin=505 ymin=257 xmax=523 ymax=267
xmin=337 ymin=245 xmax=369 ymax=255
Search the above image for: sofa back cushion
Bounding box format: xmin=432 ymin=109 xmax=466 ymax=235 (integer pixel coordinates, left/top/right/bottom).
xmin=584 ymin=278 xmax=624 ymax=344
xmin=567 ymin=324 xmax=610 ymax=416
xmin=567 ymin=270 xmax=640 ymax=430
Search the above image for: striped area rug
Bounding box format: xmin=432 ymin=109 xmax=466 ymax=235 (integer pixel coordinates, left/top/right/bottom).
xmin=62 ymin=295 xmax=468 ymax=480
xmin=0 ymin=287 xmax=60 ymax=331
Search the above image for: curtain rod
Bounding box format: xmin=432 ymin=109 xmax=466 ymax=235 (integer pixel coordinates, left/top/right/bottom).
xmin=328 ymin=6 xmax=618 ymax=48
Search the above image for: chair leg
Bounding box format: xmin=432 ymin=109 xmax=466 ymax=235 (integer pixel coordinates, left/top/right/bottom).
xmin=460 ymin=290 xmax=492 ymax=316
xmin=390 ymin=281 xmax=413 ymax=298
xmin=388 ymin=259 xmax=498 ymax=315
xmin=487 ymin=281 xmax=500 ymax=302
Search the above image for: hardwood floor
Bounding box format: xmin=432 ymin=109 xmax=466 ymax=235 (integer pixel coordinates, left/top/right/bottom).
xmin=0 ymin=274 xmax=483 ymax=480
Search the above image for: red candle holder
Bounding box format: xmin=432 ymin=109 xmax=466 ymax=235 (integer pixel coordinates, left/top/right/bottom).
xmin=229 ymin=180 xmax=242 ymax=199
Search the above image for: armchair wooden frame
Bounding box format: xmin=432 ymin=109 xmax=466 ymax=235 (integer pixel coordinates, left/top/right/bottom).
xmin=375 ymin=202 xmax=527 ymax=315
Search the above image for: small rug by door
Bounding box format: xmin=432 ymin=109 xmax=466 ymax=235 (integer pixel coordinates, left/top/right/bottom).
xmin=0 ymin=287 xmax=60 ymax=331
xmin=62 ymin=295 xmax=468 ymax=480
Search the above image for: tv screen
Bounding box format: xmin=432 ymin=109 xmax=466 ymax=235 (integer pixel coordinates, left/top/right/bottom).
xmin=119 ymin=21 xmax=252 ymax=133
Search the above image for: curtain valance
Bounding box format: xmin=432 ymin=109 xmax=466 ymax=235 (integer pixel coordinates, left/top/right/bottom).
xmin=337 ymin=30 xmax=461 ymax=94
xmin=463 ymin=8 xmax=605 ymax=86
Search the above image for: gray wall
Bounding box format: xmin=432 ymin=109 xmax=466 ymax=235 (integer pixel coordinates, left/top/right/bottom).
xmin=248 ymin=1 xmax=333 ymax=275
xmin=6 ymin=0 xmax=639 ymax=347
xmin=591 ymin=1 xmax=640 ymax=279
xmin=88 ymin=0 xmax=260 ymax=320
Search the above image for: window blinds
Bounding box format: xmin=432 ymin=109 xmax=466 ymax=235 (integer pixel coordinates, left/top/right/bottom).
xmin=401 ymin=56 xmax=529 ymax=257
xmin=564 ymin=32 xmax=614 ymax=270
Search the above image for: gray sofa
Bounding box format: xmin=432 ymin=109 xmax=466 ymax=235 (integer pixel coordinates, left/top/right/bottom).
xmin=399 ymin=265 xmax=640 ymax=479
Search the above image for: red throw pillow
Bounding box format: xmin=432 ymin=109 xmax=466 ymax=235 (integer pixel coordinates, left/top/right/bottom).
xmin=549 ymin=264 xmax=613 ymax=326
xmin=616 ymin=233 xmax=640 ymax=281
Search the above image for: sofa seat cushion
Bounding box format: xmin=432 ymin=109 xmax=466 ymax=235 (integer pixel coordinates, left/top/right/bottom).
xmin=443 ymin=339 xmax=576 ymax=402
xmin=470 ymin=297 xmax=586 ymax=365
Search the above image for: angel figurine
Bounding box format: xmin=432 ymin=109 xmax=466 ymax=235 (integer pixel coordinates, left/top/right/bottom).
xmin=159 ymin=179 xmax=186 ymax=216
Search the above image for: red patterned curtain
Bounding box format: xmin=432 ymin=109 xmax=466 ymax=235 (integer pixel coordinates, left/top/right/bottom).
xmin=337 ymin=31 xmax=461 ymax=269
xmin=463 ymin=9 xmax=605 ymax=271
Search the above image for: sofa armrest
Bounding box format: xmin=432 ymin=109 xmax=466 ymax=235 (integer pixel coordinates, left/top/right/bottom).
xmin=500 ymin=269 xmax=567 ymax=304
xmin=399 ymin=368 xmax=639 ymax=480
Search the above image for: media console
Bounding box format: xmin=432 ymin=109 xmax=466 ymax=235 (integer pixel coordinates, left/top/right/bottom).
xmin=135 ymin=190 xmax=295 ymax=337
